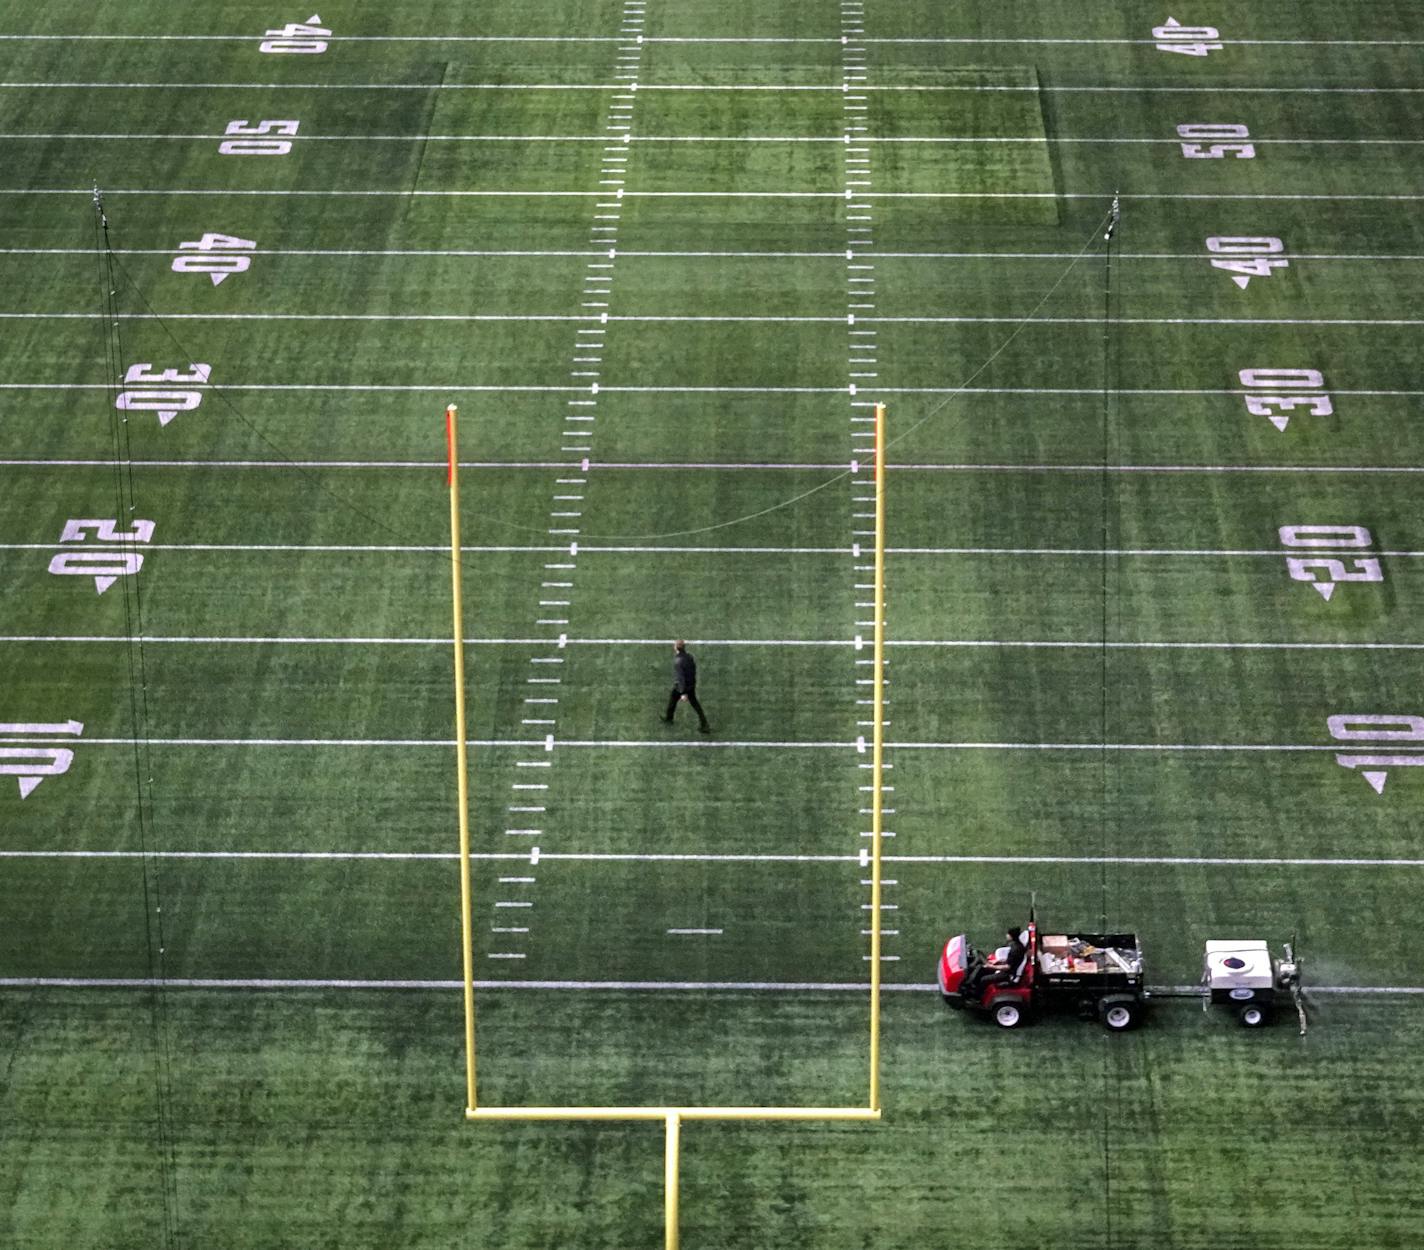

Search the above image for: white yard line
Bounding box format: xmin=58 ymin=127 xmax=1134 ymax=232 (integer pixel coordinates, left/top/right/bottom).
xmin=0 ymin=735 xmax=1391 ymax=755
xmin=0 ymin=34 xmax=1419 ymax=46
xmin=2 ymin=976 xmax=1418 ymax=995
xmin=4 ymin=542 xmax=1422 ymax=558
xmin=5 ymin=636 xmax=1424 ymax=653
xmin=10 ymin=313 xmax=1424 ymax=329
xmin=7 ymin=459 xmax=1424 ymax=475
xmin=6 ymin=849 xmax=1424 ymax=869
xmin=7 ymin=131 xmax=1422 ymax=146
xmin=9 ymin=189 xmax=1424 ymax=203
xmin=8 ymin=247 xmax=1424 ymax=262
xmin=5 ymin=81 xmax=1424 ymax=96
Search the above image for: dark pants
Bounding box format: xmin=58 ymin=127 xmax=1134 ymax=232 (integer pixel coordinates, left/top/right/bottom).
xmin=665 ymin=687 xmax=709 ymax=729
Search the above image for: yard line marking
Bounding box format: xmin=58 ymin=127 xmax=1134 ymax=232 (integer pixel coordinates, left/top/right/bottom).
xmin=12 ymin=131 xmax=1424 ymax=147
xmin=13 ymin=189 xmax=1424 ymax=203
xmin=7 ymin=635 xmax=1424 ymax=653
xmin=666 ymin=928 xmax=723 ymax=935
xmin=13 ymin=312 xmax=1424 ymax=329
xmin=6 ymin=850 xmax=1424 ymax=869
xmin=2 ymin=32 xmax=1424 ymax=45
xmin=0 ymin=735 xmax=1383 ymax=756
xmin=5 ymin=542 xmax=1423 ymax=559
xmin=8 ymin=82 xmax=1424 ymax=96
xmin=12 ymin=247 xmax=1424 ymax=263
xmin=9 ymin=458 xmax=1424 ymax=476
xmin=3 ymin=977 xmax=1418 ymax=995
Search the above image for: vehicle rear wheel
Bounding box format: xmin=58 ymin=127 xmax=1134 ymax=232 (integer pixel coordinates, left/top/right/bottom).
xmin=993 ymin=1000 xmax=1027 ymax=1029
xmin=1099 ymin=995 xmax=1143 ymax=1032
xmin=1237 ymin=1003 xmax=1270 ymax=1028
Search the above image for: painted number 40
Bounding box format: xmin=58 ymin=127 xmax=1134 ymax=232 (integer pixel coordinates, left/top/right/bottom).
xmin=260 ymin=14 xmax=330 ymax=54
xmin=1206 ymin=236 xmax=1287 ymax=289
xmin=172 ymin=233 xmax=256 ymax=286
xmin=1153 ymin=17 xmax=1222 ymax=56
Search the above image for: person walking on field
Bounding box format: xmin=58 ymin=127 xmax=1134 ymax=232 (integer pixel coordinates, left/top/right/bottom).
xmin=663 ymin=639 xmax=711 ymax=733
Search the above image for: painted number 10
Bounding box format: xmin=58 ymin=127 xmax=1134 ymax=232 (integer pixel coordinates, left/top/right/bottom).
xmin=1178 ymin=123 xmax=1254 ymax=159
xmin=1328 ymin=715 xmax=1424 ymax=796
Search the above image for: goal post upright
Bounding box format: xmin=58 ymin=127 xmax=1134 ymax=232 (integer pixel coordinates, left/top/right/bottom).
xmin=447 ymin=402 xmax=478 ymax=1113
xmin=869 ymin=401 xmax=887 ymax=1113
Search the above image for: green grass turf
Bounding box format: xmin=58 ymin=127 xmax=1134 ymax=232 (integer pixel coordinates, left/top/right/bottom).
xmin=2 ymin=0 xmax=1424 ymax=1246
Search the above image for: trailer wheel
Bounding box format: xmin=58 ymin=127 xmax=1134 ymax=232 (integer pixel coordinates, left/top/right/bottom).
xmin=992 ymin=1001 xmax=1027 ymax=1029
xmin=1237 ymin=1003 xmax=1270 ymax=1028
xmin=1099 ymin=996 xmax=1143 ymax=1032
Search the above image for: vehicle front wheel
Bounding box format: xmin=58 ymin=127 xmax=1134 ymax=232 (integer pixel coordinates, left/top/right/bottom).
xmin=993 ymin=1000 xmax=1027 ymax=1029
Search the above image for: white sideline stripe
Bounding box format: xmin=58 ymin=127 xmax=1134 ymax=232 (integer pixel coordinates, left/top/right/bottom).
xmin=11 ymin=314 xmax=1424 ymax=330
xmin=8 ymin=131 xmax=1422 ymax=147
xmin=3 ymin=543 xmax=1421 ymax=559
xmin=11 ymin=189 xmax=1424 ymax=203
xmin=5 ymin=850 xmax=1423 ymax=869
xmin=6 ymin=459 xmax=1424 ymax=476
xmin=5 ymin=82 xmax=1424 ymax=97
xmin=0 ymin=735 xmax=1396 ymax=755
xmin=6 ymin=636 xmax=1423 ymax=654
xmin=2 ymin=978 xmax=1419 ymax=996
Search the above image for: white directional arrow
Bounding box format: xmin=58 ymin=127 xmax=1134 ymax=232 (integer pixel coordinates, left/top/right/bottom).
xmin=1335 ymin=753 xmax=1424 ymax=795
xmin=308 ymin=12 xmax=322 ymax=21
xmin=1312 ymin=582 xmax=1335 ymax=601
xmin=0 ymin=720 xmax=84 ymax=737
xmin=1268 ymin=414 xmax=1290 ymax=432
xmin=1231 ymin=275 xmax=1251 ymax=290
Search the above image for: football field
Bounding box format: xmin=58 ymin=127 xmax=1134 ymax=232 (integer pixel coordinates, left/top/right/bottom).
xmin=2 ymin=1 xmax=1423 ymax=1246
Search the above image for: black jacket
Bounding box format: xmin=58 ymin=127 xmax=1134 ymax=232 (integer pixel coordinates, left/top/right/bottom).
xmin=672 ymin=651 xmax=696 ymax=692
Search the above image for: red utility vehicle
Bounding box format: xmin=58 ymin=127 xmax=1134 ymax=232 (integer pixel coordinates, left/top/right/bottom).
xmin=938 ymin=913 xmax=1147 ymax=1031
